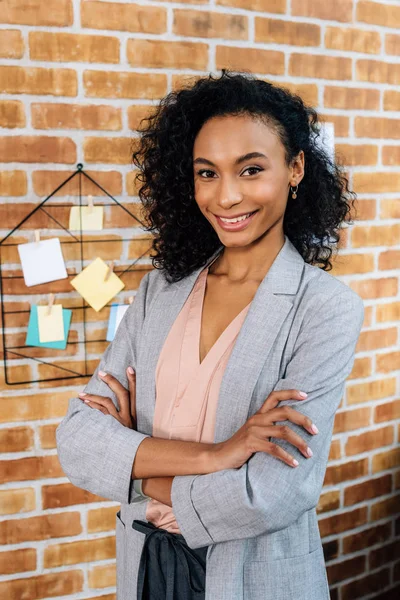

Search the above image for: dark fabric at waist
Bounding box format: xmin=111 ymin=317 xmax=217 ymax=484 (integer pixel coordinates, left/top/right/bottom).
xmin=132 ymin=519 xmax=208 ymax=600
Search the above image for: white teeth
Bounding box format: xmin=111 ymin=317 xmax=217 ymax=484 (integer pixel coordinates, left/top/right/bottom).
xmin=220 ymin=212 xmax=252 ymax=223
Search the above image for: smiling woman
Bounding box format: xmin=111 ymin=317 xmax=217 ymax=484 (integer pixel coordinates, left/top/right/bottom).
xmin=56 ymin=69 xmax=364 ymax=600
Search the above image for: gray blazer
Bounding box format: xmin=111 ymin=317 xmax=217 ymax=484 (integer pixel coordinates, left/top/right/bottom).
xmin=56 ymin=235 xmax=364 ymax=600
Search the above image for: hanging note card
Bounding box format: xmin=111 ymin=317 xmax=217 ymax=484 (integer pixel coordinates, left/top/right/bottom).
xmin=69 ymin=206 xmax=104 ymax=231
xmin=70 ymin=257 xmax=125 ymax=312
xmin=37 ymin=304 xmax=65 ymax=343
xmin=106 ymin=303 xmax=129 ymax=341
xmin=17 ymin=238 xmax=68 ymax=287
xmin=26 ymin=305 xmax=72 ymax=350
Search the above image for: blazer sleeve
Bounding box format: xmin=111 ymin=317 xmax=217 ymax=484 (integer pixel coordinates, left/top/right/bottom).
xmin=56 ymin=271 xmax=152 ymax=505
xmin=170 ymin=289 xmax=364 ymax=549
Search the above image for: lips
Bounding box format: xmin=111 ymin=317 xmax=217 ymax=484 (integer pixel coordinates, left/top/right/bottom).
xmin=215 ymin=209 xmax=258 ymax=231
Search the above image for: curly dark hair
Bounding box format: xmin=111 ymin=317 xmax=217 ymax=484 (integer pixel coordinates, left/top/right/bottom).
xmin=131 ymin=69 xmax=357 ymax=283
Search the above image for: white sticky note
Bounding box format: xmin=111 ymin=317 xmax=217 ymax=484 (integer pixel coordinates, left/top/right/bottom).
xmin=17 ymin=238 xmax=68 ymax=287
xmin=69 ymin=206 xmax=104 ymax=231
xmin=37 ymin=304 xmax=65 ymax=343
xmin=106 ymin=303 xmax=129 ymax=341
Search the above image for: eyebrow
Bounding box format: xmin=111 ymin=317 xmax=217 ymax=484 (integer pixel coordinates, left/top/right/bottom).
xmin=193 ymin=152 xmax=269 ymax=167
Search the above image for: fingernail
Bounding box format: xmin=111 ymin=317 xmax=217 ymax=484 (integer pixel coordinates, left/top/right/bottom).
xmin=98 ymin=370 xmax=107 ymax=377
xmin=84 ymin=399 xmax=91 ymax=404
xmin=311 ymin=423 xmax=319 ymax=434
xmin=292 ymin=459 xmax=299 ymax=467
xmin=299 ymin=391 xmax=308 ymax=398
xmin=78 ymin=392 xmax=87 ymax=397
xmin=307 ymin=447 xmax=313 ymax=457
xmin=127 ymin=366 xmax=134 ymax=375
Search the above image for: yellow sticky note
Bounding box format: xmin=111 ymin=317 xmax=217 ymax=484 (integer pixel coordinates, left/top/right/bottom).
xmin=37 ymin=304 xmax=65 ymax=343
xmin=69 ymin=206 xmax=104 ymax=231
xmin=70 ymin=257 xmax=125 ymax=312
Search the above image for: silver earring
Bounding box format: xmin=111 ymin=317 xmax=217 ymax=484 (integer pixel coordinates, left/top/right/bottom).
xmin=290 ymin=184 xmax=298 ymax=199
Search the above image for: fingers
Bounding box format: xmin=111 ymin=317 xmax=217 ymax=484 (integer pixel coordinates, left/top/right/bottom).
xmin=126 ymin=366 xmax=137 ymax=423
xmin=78 ymin=393 xmax=119 ymax=418
xmin=97 ymin=370 xmax=130 ymax=419
xmin=257 ymin=389 xmax=308 ymax=414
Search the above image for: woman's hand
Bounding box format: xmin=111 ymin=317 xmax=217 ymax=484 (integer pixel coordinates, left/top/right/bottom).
xmin=78 ymin=367 xmax=137 ymax=429
xmin=213 ymin=389 xmax=319 ymax=470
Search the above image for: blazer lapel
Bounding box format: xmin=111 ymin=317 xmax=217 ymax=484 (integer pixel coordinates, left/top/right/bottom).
xmin=137 ymin=236 xmax=305 ymax=442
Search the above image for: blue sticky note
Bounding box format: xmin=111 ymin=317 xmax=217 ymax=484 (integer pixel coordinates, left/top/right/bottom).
xmin=106 ymin=303 xmax=119 ymax=342
xmin=26 ymin=305 xmax=72 ymax=350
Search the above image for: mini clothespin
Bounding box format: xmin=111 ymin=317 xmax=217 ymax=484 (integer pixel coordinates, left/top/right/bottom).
xmin=46 ymin=293 xmax=55 ymax=316
xmin=128 ymin=296 xmax=133 ymax=305
xmin=34 ymin=230 xmax=41 ymax=244
xmin=104 ymin=260 xmax=114 ymax=282
xmin=87 ymin=194 xmax=94 ymax=214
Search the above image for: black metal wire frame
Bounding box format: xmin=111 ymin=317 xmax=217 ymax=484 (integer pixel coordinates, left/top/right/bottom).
xmin=0 ymin=164 xmax=153 ymax=385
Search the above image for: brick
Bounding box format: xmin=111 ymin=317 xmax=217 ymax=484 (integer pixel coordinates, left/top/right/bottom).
xmin=319 ymin=507 xmax=368 ymax=537
xmin=289 ymin=53 xmax=352 ymax=80
xmin=328 ymin=438 xmax=342 ymax=460
xmin=371 ymin=495 xmax=400 ymax=521
xmin=127 ymin=105 xmax=155 ymax=131
xmin=84 ymin=136 xmax=132 ymax=164
xmin=347 ymin=378 xmax=397 ymax=405
xmin=352 ymin=224 xmax=400 ymax=247
xmin=88 ymin=506 xmax=118 ymax=532
xmin=216 ymin=46 xmax=284 ymax=75
xmin=355 ymin=116 xmax=400 ymax=139
xmin=39 ymin=424 xmax=58 ymax=449
xmin=374 ymin=399 xmax=400 ymax=423
xmin=344 ymin=474 xmax=392 ymax=507
xmin=42 ymin=483 xmax=105 ymax=509
xmin=174 ymin=9 xmax=248 ymax=40
xmin=292 ymin=0 xmax=353 ymax=22
xmin=0 ymin=170 xmax=27 ymax=196
xmin=380 ymin=199 xmax=400 ymax=219
xmin=330 ymin=252 xmax=374 ymax=276
xmin=324 ymin=458 xmax=369 ymax=486
xmin=343 ymin=522 xmax=391 ymax=554
xmin=317 ymin=489 xmax=340 ymax=514
xmin=372 ymin=448 xmax=400 ymax=474
xmin=341 ymin=568 xmax=390 ymax=600
xmin=0 ymin=426 xmax=34 ymax=452
xmin=0 ymin=0 xmax=72 ymax=26
xmin=0 ymin=487 xmax=35 ymax=515
xmin=357 ymin=59 xmax=400 ymax=85
xmin=127 ymin=39 xmax=208 ymax=70
xmin=0 ymin=512 xmax=81 ymax=544
xmin=216 ymin=0 xmax=286 ymax=12
xmin=0 ymin=29 xmax=24 ymax=58
xmin=32 ymin=169 xmax=122 ymax=197
xmin=369 ymin=540 xmax=400 ymax=570
xmin=357 ymin=1 xmax=400 ymax=29
xmin=44 ymin=536 xmax=115 ymax=567
xmin=325 ymin=26 xmax=380 ymax=54
xmin=85 ymin=596 xmax=115 ymax=600
xmin=0 ymin=136 xmax=76 ymax=164
xmin=382 ymin=145 xmax=400 ymax=166
xmin=357 ymin=328 xmax=398 ymax=352
xmin=335 ymin=144 xmax=378 ymax=166
xmin=376 ymin=351 xmax=400 ymax=374
xmin=345 ymin=426 xmax=394 ymax=456
xmin=0 ymin=65 xmax=77 ymax=96
xmin=376 ymin=301 xmax=400 ymax=324
xmin=0 ymin=570 xmax=83 ymax=600
xmin=324 ymin=86 xmax=380 ymax=110
xmin=32 ymin=103 xmax=122 ymax=131
xmin=0 ymin=391 xmax=72 ymax=423
xmin=88 ymin=563 xmax=116 ymax=589
xmin=0 ymin=455 xmax=64 ymax=483
xmin=327 ymin=555 xmax=366 ymax=584
xmin=333 ymin=407 xmax=371 ymax=433
xmin=81 ymin=1 xmax=167 ymax=33
xmin=84 ymin=70 xmax=167 ymax=99
xmin=349 ymin=277 xmax=398 ymax=300
xmin=29 ymin=32 xmax=120 ymax=64
xmin=0 ymin=548 xmax=36 ymax=575
xmin=319 ymin=112 xmax=350 ymax=137
xmin=323 ymin=539 xmax=338 ymax=562
xmin=0 ymin=365 xmax=32 ymax=390
xmin=255 ymin=17 xmax=320 ymax=46
xmin=384 ymin=90 xmax=400 ymax=111
xmin=385 ymin=34 xmax=400 ymax=56
xmin=0 ymin=99 xmax=25 ymax=128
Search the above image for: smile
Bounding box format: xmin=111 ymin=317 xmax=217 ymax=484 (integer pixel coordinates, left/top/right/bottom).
xmin=215 ymin=210 xmax=258 ymax=231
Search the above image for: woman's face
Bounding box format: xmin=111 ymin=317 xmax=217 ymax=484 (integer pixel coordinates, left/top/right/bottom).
xmin=192 ymin=114 xmax=304 ymax=247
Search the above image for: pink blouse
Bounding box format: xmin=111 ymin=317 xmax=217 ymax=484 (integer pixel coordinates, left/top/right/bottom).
xmin=145 ymin=261 xmax=252 ymax=533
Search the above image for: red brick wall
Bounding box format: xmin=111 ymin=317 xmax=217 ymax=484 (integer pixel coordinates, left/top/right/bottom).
xmin=0 ymin=1 xmax=399 ymax=598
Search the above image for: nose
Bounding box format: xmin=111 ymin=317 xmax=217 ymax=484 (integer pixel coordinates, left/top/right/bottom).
xmin=216 ymin=175 xmax=243 ymax=210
